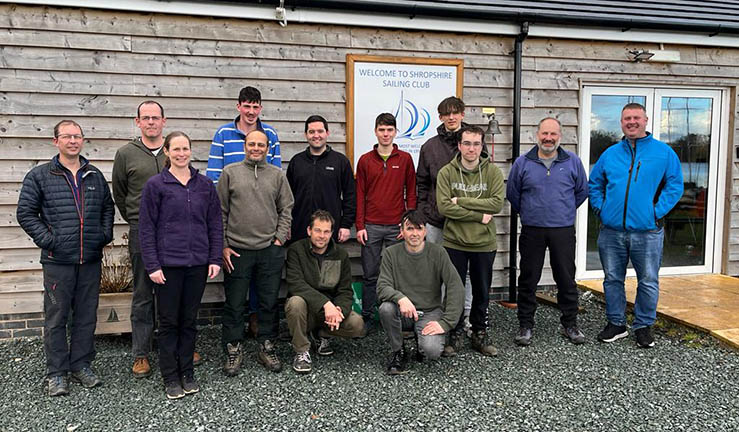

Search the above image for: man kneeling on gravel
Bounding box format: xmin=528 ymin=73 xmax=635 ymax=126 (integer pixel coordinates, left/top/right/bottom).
xmin=377 ymin=210 xmax=464 ymax=375
xmin=285 ymin=210 xmax=364 ymax=374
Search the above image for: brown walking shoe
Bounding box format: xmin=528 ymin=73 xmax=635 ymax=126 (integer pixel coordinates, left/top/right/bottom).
xmin=193 ymin=351 xmax=202 ymax=366
xmin=471 ymin=330 xmax=498 ymax=357
xmin=132 ymin=357 xmax=152 ymax=378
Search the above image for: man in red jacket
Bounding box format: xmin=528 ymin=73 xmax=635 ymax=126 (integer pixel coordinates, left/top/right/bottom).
xmin=355 ymin=113 xmax=417 ymax=336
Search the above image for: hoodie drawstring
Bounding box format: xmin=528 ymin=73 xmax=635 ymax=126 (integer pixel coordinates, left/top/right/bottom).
xmin=457 ymin=162 xmax=484 ymax=199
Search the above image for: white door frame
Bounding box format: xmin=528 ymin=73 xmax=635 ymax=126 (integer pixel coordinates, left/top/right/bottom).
xmin=576 ymin=85 xmax=728 ymax=279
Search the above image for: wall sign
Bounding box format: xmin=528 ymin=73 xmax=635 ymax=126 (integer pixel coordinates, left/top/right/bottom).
xmin=346 ymin=55 xmax=464 ymax=168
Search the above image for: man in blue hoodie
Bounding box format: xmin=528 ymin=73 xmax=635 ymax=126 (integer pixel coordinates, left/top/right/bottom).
xmin=588 ymin=103 xmax=683 ymax=348
xmin=507 ymin=117 xmax=588 ymax=346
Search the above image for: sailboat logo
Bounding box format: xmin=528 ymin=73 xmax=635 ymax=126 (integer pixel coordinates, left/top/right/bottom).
xmin=394 ymin=91 xmax=431 ymax=140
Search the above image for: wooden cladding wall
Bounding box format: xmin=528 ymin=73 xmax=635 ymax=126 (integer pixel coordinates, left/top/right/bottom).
xmin=0 ymin=4 xmax=737 ymax=315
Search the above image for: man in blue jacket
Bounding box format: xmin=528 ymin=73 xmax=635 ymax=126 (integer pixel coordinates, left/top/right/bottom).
xmin=17 ymin=120 xmax=115 ymax=396
xmin=589 ymin=103 xmax=683 ymax=348
xmin=507 ymin=117 xmax=588 ymax=346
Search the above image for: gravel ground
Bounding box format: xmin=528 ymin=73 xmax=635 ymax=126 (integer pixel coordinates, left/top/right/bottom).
xmin=1 ymin=293 xmax=738 ymax=432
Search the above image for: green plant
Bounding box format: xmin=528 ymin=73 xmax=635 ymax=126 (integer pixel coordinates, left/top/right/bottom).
xmin=100 ymin=232 xmax=133 ymax=293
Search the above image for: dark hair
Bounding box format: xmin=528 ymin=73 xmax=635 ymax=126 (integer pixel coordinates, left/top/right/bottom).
xmin=238 ymin=86 xmax=262 ymax=104
xmin=163 ymin=131 xmax=191 ymax=167
xmin=309 ymin=209 xmax=335 ymax=230
xmin=438 ymin=97 xmax=465 ymax=115
xmin=458 ymin=125 xmax=485 ymax=142
xmin=537 ymin=117 xmax=561 ymax=130
xmin=136 ymin=100 xmax=165 ymax=118
xmin=622 ymin=102 xmax=647 ymax=114
xmin=375 ymin=113 xmax=396 ymax=129
xmin=53 ymin=120 xmax=84 ymax=138
xmin=400 ymin=209 xmax=425 ymax=229
xmin=305 ymin=115 xmax=329 ymax=132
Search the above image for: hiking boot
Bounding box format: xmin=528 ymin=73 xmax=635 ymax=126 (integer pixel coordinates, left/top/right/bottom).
xmin=315 ymin=337 xmax=333 ymax=356
xmin=386 ymin=346 xmax=409 ymax=375
xmin=292 ymin=351 xmax=312 ymax=374
xmin=132 ymin=357 xmax=152 ymax=378
xmin=257 ymin=340 xmax=283 ymax=373
xmin=193 ymin=351 xmax=202 ymax=367
xmin=358 ymin=319 xmax=376 ymax=338
xmin=47 ymin=375 xmax=69 ymax=397
xmin=165 ymin=381 xmax=185 ymax=400
xmin=514 ymin=327 xmax=533 ymax=346
xmin=635 ymin=326 xmax=655 ymax=348
xmin=471 ymin=330 xmax=498 ymax=357
xmin=181 ymin=375 xmax=200 ymax=395
xmin=561 ymin=326 xmax=586 ymax=345
xmin=442 ymin=330 xmax=463 ymax=357
xmin=71 ymin=367 xmax=102 ymax=388
xmin=223 ymin=342 xmax=243 ymax=377
xmin=597 ymin=323 xmax=629 ymax=343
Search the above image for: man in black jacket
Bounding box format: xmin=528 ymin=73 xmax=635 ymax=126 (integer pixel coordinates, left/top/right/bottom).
xmin=17 ymin=120 xmax=115 ymax=397
xmin=286 ymin=115 xmax=355 ymax=243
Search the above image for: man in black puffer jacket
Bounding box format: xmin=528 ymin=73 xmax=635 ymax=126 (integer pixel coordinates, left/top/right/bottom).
xmin=17 ymin=120 xmax=115 ymax=397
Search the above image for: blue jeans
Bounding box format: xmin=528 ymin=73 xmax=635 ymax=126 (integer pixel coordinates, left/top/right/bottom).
xmin=597 ymin=226 xmax=664 ymax=329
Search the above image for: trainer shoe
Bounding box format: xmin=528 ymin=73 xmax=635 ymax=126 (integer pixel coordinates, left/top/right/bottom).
xmin=635 ymin=326 xmax=655 ymax=348
xmin=193 ymin=351 xmax=203 ymax=367
xmin=165 ymin=381 xmax=185 ymax=400
xmin=257 ymin=339 xmax=283 ymax=373
xmin=132 ymin=357 xmax=152 ymax=378
xmin=181 ymin=375 xmax=200 ymax=395
xmin=471 ymin=330 xmax=498 ymax=357
xmin=47 ymin=375 xmax=69 ymax=397
xmin=561 ymin=326 xmax=586 ymax=345
xmin=359 ymin=319 xmax=376 ymax=338
xmin=223 ymin=342 xmax=243 ymax=377
xmin=316 ymin=337 xmax=333 ymax=356
xmin=292 ymin=351 xmax=312 ymax=374
xmin=71 ymin=367 xmax=102 ymax=388
xmin=386 ymin=346 xmax=409 ymax=375
xmin=442 ymin=330 xmax=463 ymax=357
xmin=514 ymin=327 xmax=533 ymax=346
xmin=597 ymin=323 xmax=629 ymax=343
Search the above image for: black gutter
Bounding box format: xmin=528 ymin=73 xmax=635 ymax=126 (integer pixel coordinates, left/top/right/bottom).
xmin=508 ymin=22 xmax=528 ymax=305
xmin=269 ymin=0 xmax=739 ymax=36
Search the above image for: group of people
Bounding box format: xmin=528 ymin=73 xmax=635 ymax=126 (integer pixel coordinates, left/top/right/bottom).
xmin=16 ymin=85 xmax=683 ymax=399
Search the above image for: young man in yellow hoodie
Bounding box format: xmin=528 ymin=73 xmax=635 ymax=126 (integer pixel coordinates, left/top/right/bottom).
xmin=436 ymin=125 xmax=505 ymax=357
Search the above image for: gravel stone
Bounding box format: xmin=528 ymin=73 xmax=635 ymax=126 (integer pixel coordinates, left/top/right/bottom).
xmin=0 ymin=293 xmax=737 ymax=431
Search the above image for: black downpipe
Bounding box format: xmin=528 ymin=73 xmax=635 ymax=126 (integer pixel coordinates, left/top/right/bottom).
xmin=508 ymin=22 xmax=528 ymax=304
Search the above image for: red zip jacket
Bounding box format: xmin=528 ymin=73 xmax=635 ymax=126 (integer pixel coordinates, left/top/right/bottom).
xmin=355 ymin=144 xmax=417 ymax=231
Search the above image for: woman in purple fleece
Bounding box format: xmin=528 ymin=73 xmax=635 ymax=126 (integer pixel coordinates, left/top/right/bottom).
xmin=138 ymin=131 xmax=223 ymax=399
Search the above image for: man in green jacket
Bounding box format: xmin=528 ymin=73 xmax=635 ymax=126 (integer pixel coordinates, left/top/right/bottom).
xmin=284 ymin=210 xmax=363 ymax=374
xmin=112 ymin=101 xmax=169 ymax=378
xmin=377 ymin=210 xmax=464 ymax=375
xmin=437 ymin=125 xmax=505 ymax=357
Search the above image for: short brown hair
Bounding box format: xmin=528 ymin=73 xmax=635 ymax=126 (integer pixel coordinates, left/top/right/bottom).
xmin=622 ymin=102 xmax=647 ymax=114
xmin=438 ymin=97 xmax=465 ymax=116
xmin=309 ymin=210 xmax=334 ymax=230
xmin=53 ymin=120 xmax=84 ymax=138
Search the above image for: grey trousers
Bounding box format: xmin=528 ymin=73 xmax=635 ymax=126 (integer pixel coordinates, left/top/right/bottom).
xmin=129 ymin=226 xmax=157 ymax=358
xmin=284 ymin=296 xmax=364 ymax=352
xmin=378 ymin=302 xmax=445 ymax=360
xmin=425 ymin=223 xmax=472 ymax=315
xmin=360 ymin=223 xmax=401 ymax=320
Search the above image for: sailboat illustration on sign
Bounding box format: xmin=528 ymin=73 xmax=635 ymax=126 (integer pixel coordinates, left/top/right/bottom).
xmin=394 ymin=90 xmax=431 ymax=140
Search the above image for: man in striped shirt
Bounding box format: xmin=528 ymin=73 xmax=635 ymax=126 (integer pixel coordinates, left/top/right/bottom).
xmin=206 ymin=86 xmax=281 ymax=183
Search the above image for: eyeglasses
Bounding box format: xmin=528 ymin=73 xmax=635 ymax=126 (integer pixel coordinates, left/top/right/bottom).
xmin=57 ymin=134 xmax=84 ymax=140
xmin=460 ymin=141 xmax=482 ymax=147
xmin=139 ymin=116 xmax=162 ymax=122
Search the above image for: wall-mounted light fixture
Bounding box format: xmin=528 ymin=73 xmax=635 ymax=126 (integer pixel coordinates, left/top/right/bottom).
xmin=629 ymin=49 xmax=655 ymax=62
xmin=629 ymin=44 xmax=681 ymax=63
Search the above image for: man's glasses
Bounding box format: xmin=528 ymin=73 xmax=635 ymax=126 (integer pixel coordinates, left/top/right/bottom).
xmin=56 ymin=134 xmax=84 ymax=140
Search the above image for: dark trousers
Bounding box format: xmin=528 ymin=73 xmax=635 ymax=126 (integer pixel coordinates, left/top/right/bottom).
xmin=221 ymin=244 xmax=285 ymax=348
xmin=517 ymin=225 xmax=578 ymax=329
xmin=42 ymin=261 xmax=101 ymax=378
xmin=128 ymin=226 xmax=157 ymax=358
xmin=155 ymin=265 xmax=207 ymax=384
xmin=360 ymin=223 xmax=401 ymax=320
xmin=445 ymin=248 xmax=495 ymax=332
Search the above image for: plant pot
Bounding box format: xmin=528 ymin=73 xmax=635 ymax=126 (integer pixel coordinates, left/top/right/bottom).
xmin=95 ymin=292 xmax=133 ymax=335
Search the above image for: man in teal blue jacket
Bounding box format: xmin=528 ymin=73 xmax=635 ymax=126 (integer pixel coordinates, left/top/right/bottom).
xmin=588 ymin=103 xmax=683 ymax=348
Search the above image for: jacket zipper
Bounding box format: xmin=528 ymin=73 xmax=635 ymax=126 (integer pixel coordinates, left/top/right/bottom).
xmin=634 ymin=161 xmax=641 ymax=183
xmin=622 ymin=142 xmax=636 ymax=229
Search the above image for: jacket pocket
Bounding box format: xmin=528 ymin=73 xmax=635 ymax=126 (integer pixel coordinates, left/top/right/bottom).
xmin=319 ymin=260 xmax=341 ymax=288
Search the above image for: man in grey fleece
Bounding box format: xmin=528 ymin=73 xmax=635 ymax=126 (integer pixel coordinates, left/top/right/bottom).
xmin=217 ymin=130 xmax=294 ymax=375
xmin=112 ymin=101 xmax=168 ymax=378
xmin=377 ymin=210 xmax=464 ymax=375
